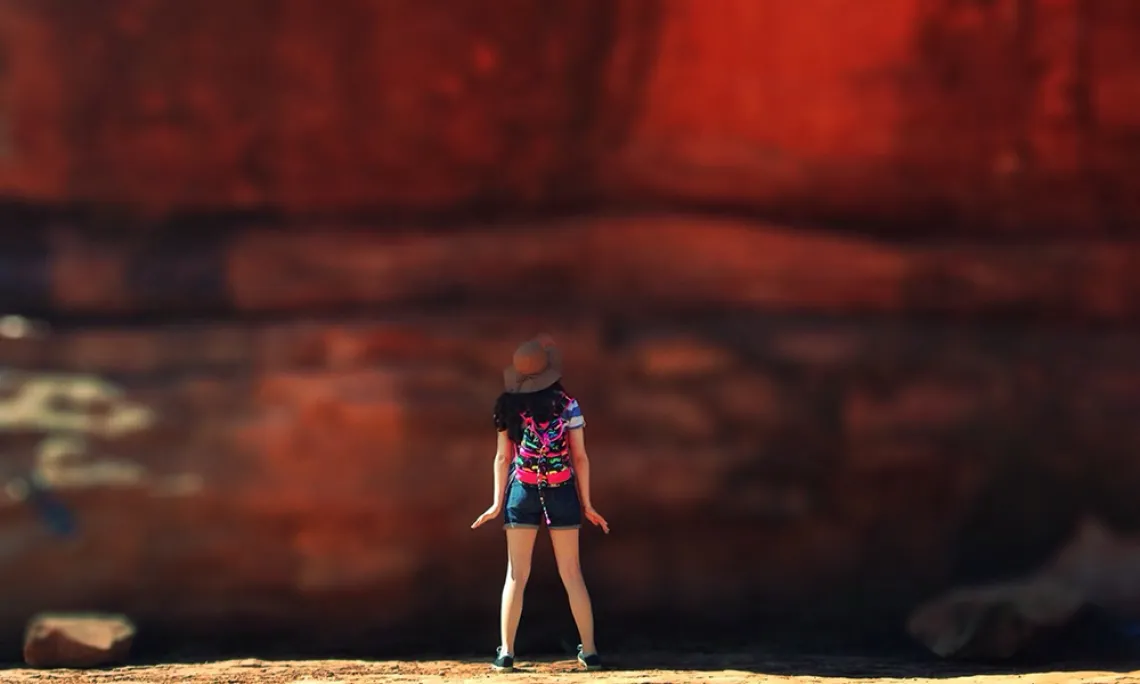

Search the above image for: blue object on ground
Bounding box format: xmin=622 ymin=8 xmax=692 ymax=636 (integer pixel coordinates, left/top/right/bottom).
xmin=20 ymin=476 xmax=77 ymax=537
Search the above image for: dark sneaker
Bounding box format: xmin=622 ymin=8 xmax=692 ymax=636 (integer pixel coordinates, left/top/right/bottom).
xmin=577 ymin=645 xmax=602 ymax=671
xmin=492 ymin=647 xmax=515 ymax=672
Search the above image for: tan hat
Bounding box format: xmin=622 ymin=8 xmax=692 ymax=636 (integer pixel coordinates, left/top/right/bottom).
xmin=503 ymin=334 xmax=562 ymax=394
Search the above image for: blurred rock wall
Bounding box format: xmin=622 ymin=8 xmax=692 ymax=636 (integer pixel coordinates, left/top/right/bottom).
xmin=1 ymin=0 xmax=1138 ymax=234
xmin=0 ymin=0 xmax=1139 ymax=656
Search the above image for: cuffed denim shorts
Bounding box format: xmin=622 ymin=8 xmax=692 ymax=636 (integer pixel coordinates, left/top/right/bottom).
xmin=503 ymin=477 xmax=581 ymax=530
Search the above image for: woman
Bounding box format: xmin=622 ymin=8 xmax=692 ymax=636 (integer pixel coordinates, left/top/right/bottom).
xmin=471 ymin=334 xmax=610 ymax=672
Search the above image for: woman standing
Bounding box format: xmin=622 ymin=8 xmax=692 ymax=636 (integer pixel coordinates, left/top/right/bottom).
xmin=471 ymin=335 xmax=610 ymax=672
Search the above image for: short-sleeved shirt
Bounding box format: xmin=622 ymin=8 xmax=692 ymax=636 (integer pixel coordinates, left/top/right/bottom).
xmin=562 ymin=397 xmax=585 ymax=430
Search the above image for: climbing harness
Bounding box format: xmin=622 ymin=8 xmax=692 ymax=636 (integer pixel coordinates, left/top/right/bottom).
xmin=513 ymin=399 xmax=573 ymax=526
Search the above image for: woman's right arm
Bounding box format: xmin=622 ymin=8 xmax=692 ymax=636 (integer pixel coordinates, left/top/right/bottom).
xmin=569 ymin=428 xmax=609 ymax=534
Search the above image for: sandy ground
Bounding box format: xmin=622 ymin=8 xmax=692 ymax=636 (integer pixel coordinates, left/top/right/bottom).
xmin=3 ymin=655 xmax=1140 ymax=684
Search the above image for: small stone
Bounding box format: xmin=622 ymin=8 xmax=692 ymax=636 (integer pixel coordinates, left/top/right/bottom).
xmin=23 ymin=613 xmax=136 ymax=668
xmin=770 ymin=329 xmax=861 ymax=366
xmin=635 ymin=338 xmax=736 ymax=378
xmin=610 ymin=390 xmax=718 ymax=439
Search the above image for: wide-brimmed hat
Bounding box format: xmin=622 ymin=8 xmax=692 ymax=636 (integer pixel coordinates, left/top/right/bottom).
xmin=503 ymin=334 xmax=562 ymax=394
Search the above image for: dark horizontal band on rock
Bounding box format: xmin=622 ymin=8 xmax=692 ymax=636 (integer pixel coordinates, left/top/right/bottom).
xmin=3 ymin=216 xmax=1140 ymax=323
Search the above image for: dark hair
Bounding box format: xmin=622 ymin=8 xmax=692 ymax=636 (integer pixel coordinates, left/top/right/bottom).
xmin=493 ymin=381 xmax=569 ymax=444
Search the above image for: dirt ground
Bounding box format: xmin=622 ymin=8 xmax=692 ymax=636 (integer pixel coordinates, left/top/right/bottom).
xmin=3 ymin=654 xmax=1140 ymax=684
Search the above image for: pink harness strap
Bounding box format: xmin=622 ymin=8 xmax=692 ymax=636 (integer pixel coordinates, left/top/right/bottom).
xmin=513 ymin=466 xmax=573 ymax=486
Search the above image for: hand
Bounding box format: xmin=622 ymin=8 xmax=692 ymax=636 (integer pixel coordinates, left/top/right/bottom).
xmin=583 ymin=506 xmax=610 ymax=534
xmin=471 ymin=504 xmax=502 ymax=529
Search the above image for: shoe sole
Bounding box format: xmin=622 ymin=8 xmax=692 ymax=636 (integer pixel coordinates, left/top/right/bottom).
xmin=577 ymin=660 xmax=602 ymax=671
xmin=492 ymin=664 xmax=514 ymax=672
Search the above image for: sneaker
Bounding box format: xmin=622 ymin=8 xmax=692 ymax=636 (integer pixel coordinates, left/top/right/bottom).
xmin=492 ymin=646 xmax=515 ymax=672
xmin=577 ymin=644 xmax=602 ymax=671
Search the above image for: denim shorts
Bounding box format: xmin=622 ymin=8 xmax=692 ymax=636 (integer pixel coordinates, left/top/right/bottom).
xmin=503 ymin=477 xmax=581 ymax=530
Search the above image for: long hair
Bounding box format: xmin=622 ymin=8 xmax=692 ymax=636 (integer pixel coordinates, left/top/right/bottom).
xmin=493 ymin=381 xmax=569 ymax=444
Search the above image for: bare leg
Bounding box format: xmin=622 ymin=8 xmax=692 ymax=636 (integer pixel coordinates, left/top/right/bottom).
xmin=550 ymin=528 xmax=597 ymax=654
xmin=501 ymin=527 xmax=538 ymax=655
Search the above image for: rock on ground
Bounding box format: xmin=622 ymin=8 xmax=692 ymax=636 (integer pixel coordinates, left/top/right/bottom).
xmin=23 ymin=613 xmax=137 ymax=668
xmin=907 ymin=579 xmax=1086 ymax=660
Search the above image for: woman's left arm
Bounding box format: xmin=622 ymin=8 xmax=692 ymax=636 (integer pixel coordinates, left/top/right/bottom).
xmin=471 ymin=430 xmax=512 ymax=529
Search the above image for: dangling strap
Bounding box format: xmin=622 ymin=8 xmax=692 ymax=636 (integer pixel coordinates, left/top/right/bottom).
xmin=538 ymin=487 xmax=552 ymax=527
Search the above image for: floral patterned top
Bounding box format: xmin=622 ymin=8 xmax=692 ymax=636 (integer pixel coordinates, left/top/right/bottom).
xmin=513 ymin=393 xmax=585 ymax=487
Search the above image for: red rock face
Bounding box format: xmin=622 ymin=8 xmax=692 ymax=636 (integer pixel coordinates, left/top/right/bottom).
xmin=0 ymin=0 xmax=1138 ymax=658
xmin=1 ymin=314 xmax=1139 ymax=652
xmin=0 ymin=0 xmax=611 ymax=213
xmin=603 ymin=0 xmax=1140 ymax=236
xmin=0 ymin=1 xmax=1136 ymax=233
